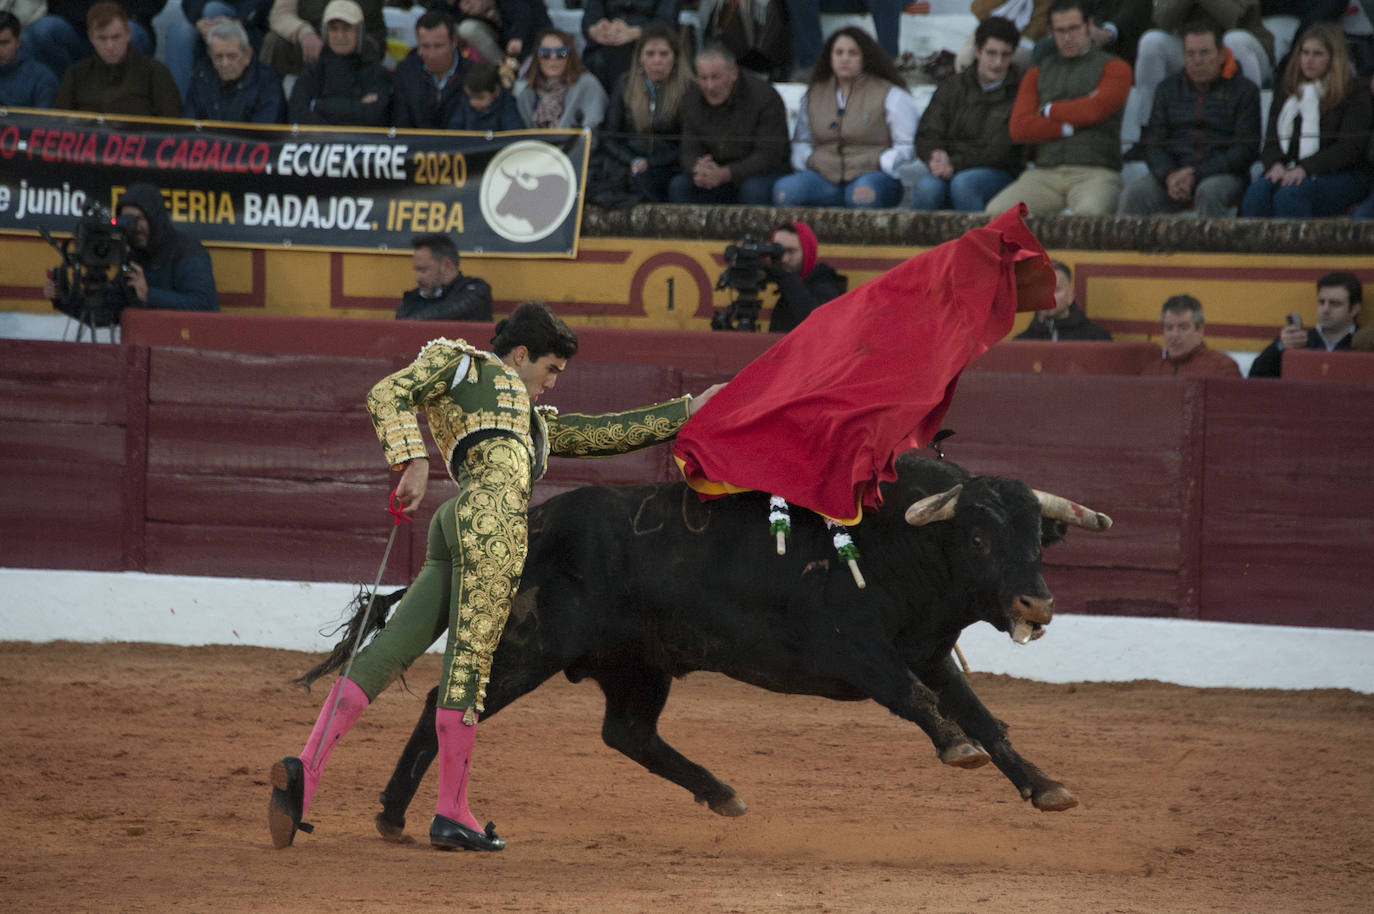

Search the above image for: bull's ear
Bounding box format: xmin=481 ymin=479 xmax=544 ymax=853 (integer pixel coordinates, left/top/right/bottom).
xmin=1040 ymin=517 xmax=1069 ymax=547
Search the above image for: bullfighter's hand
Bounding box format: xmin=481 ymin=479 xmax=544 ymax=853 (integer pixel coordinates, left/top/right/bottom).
xmin=395 ymin=458 xmax=429 ymax=513
xmin=688 ymin=383 xmax=726 ymax=415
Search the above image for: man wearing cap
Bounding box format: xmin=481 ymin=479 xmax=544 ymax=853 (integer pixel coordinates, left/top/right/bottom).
xmin=286 ymin=0 xmax=390 ymax=126
xmin=41 ymin=183 xmax=219 ymax=318
xmin=765 ymin=222 xmax=847 ymax=334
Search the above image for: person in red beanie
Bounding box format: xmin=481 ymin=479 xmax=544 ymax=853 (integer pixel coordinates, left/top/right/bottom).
xmin=765 ymin=221 xmax=848 ymax=334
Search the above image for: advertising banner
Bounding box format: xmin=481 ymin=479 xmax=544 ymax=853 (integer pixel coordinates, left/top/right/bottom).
xmin=0 ymin=109 xmax=589 ymax=256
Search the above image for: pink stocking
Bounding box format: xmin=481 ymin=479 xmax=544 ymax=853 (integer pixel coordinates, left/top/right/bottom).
xmin=435 ymin=707 xmax=482 ymax=831
xmin=297 ymin=677 xmax=370 ymax=814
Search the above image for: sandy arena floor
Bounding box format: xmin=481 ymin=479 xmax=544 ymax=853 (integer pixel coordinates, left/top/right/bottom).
xmin=2 ymin=640 xmax=1371 ymax=913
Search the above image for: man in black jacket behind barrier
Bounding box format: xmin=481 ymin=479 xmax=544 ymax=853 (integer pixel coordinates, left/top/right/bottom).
xmin=396 ymin=233 xmax=494 ymax=322
xmin=766 ymin=221 xmax=847 ymax=334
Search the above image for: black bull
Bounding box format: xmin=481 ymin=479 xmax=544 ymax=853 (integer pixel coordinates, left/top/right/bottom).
xmin=305 ymin=453 xmax=1111 ymax=835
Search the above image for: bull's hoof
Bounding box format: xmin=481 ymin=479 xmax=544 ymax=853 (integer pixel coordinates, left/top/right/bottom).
xmin=710 ymin=796 xmax=748 ymax=817
xmin=1029 ymin=784 xmax=1078 ymax=812
xmin=939 ymin=741 xmax=991 ymax=769
xmin=376 ymin=812 xmax=414 ymax=844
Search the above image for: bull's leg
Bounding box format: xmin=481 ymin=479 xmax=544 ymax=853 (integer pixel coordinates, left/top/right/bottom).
xmin=596 ymin=663 xmax=747 ymax=817
xmin=375 ymin=686 xmax=440 ymax=840
xmin=814 ymin=641 xmax=990 ymax=769
xmin=920 ymin=654 xmax=1076 ymax=811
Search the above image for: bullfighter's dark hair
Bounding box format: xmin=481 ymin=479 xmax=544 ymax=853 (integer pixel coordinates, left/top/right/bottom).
xmin=463 ymin=60 xmax=501 ymax=95
xmin=410 ymin=233 xmax=459 ymax=268
xmin=416 ymin=8 xmax=456 ymax=37
xmin=1316 ymin=272 xmax=1363 ymax=307
xmin=974 ymin=16 xmax=1020 ymax=51
xmin=491 ymin=301 xmax=579 ymax=360
xmin=1161 ymin=294 xmax=1205 ymax=325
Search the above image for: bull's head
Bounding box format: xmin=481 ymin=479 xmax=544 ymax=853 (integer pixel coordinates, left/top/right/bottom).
xmin=902 ymin=475 xmax=1111 ymax=645
xmin=501 ymin=167 xmax=539 ymax=191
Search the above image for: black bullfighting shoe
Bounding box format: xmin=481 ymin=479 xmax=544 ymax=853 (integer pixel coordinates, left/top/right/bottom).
xmin=268 ymin=756 xmax=314 ymax=849
xmin=429 ymin=815 xmax=506 ymax=851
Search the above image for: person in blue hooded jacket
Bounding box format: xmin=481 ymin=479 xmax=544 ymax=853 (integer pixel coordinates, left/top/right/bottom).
xmin=44 ymin=183 xmax=220 ymax=317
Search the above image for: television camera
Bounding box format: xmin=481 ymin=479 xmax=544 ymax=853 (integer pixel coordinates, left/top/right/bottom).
xmin=712 ymin=235 xmax=784 ymax=331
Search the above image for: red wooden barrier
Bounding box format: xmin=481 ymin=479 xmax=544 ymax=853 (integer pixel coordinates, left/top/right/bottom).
xmin=968 ymin=340 xmax=1161 ymax=375
xmin=3 ymin=336 xmax=1371 ymax=629
xmin=1281 ymin=348 xmax=1374 ymax=381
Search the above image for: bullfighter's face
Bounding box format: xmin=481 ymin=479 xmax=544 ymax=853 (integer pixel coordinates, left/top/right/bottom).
xmin=507 ymin=348 xmax=568 ymax=401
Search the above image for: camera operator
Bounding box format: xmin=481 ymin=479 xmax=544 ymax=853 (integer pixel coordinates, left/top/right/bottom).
xmin=765 ymin=221 xmax=847 ymax=334
xmin=43 ymin=183 xmax=219 ymax=318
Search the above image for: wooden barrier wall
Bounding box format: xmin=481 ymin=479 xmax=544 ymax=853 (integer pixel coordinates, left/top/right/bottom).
xmin=2 ymin=333 xmax=1371 ymax=630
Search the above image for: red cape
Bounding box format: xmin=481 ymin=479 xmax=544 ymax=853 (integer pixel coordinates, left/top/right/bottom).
xmin=673 ymin=205 xmax=1055 ymax=523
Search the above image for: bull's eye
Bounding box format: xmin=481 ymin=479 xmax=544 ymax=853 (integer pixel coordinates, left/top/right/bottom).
xmin=972 ymin=534 xmax=990 ymax=554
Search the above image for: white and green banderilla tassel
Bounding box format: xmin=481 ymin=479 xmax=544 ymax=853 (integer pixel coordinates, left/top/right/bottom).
xmin=768 ymin=496 xmax=791 ymax=555
xmin=825 ymin=519 xmax=867 ymax=589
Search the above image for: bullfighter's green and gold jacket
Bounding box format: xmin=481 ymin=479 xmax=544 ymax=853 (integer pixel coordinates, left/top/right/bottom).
xmin=366 ymin=337 xmax=692 ymax=479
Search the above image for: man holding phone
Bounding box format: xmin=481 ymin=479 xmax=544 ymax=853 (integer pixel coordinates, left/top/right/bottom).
xmin=1249 ymin=272 xmax=1363 ymax=377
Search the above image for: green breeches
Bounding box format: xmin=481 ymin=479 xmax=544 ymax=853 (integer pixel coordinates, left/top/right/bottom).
xmin=346 ymin=435 xmax=531 ymax=714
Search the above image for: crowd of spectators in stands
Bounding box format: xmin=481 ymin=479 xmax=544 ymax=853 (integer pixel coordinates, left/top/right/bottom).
xmin=7 ymin=0 xmax=1374 ymax=219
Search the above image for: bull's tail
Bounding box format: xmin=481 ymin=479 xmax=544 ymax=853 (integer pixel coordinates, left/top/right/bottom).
xmin=293 ymin=587 xmax=408 ymax=690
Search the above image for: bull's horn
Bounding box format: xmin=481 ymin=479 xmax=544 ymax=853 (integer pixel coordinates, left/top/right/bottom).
xmin=502 ymin=166 xmax=536 ymax=189
xmin=1032 ymin=490 xmax=1113 ymax=531
xmin=905 ymin=485 xmax=962 ymax=526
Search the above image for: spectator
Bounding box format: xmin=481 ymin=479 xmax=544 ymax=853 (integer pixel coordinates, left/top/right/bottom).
xmin=581 ymin=0 xmax=677 ymax=93
xmin=396 ymin=233 xmax=493 ymax=322
xmin=26 ymin=0 xmax=158 ymax=79
xmin=43 ymin=182 xmax=219 ymax=315
xmin=434 ymin=0 xmax=550 ymax=65
xmin=1118 ymin=17 xmax=1260 ymax=217
xmin=669 ymin=42 xmax=789 ymax=204
xmin=447 ymin=58 xmax=522 ymax=129
xmin=696 ymin=0 xmax=791 ymax=82
xmin=911 ymin=15 xmax=1024 ymax=213
xmin=54 ymin=2 xmax=181 ymax=116
xmin=786 ymin=0 xmax=901 ymax=79
xmin=186 ymin=19 xmax=287 ymax=122
xmin=772 ymin=27 xmax=915 ymax=209
xmin=287 ymin=0 xmax=390 ymax=126
xmin=1240 ymin=22 xmax=1372 ymax=217
xmin=1249 ymin=272 xmax=1363 ymax=377
xmin=1141 ymin=294 xmax=1241 ymax=377
xmin=592 ymin=23 xmax=691 ymax=204
xmin=1015 ymin=260 xmax=1112 ymax=340
xmin=392 ymin=10 xmax=467 ymax=129
xmin=0 ymin=11 xmax=59 ymax=107
xmin=985 ymin=0 xmax=1132 ymax=216
xmin=1027 ymin=0 xmax=1152 ymax=68
xmin=970 ymin=0 xmax=1049 ymax=68
xmin=766 ymin=221 xmax=847 ymax=334
xmin=1132 ymin=0 xmax=1273 ymax=134
xmin=515 ymin=28 xmax=608 ymax=130
xmin=262 ymin=0 xmax=384 ymax=76
xmin=164 ymin=0 xmax=273 ymax=101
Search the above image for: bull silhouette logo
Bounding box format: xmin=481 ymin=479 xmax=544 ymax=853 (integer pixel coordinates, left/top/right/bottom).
xmin=479 ymin=141 xmax=580 ymax=245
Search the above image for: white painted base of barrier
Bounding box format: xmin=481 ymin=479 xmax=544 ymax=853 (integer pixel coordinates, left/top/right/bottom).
xmin=3 ymin=568 xmax=1370 ymax=693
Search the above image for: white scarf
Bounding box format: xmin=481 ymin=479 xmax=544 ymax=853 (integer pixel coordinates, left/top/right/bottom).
xmin=1276 ymin=80 xmax=1325 ymax=163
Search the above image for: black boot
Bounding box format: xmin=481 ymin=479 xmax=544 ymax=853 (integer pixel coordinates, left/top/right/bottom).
xmin=268 ymin=757 xmax=315 ymax=849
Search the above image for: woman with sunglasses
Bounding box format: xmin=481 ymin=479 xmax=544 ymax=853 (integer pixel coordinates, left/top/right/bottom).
xmin=772 ymin=26 xmax=916 ymax=210
xmin=593 ymin=24 xmax=692 ymax=202
xmin=515 ymin=28 xmax=607 ymax=132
